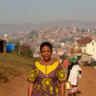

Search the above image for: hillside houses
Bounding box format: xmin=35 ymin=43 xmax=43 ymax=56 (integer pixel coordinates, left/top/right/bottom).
xmin=1 ymin=27 xmax=96 ymax=58
xmin=72 ymin=37 xmax=96 ymax=60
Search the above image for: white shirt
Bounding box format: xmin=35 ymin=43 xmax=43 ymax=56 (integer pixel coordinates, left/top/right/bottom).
xmin=68 ymin=65 xmax=82 ymax=85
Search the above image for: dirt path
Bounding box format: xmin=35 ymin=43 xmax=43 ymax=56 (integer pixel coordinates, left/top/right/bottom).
xmin=0 ymin=73 xmax=28 ymax=96
xmin=0 ymin=66 xmax=96 ymax=96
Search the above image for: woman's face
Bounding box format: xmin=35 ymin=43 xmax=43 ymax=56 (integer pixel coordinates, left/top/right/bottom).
xmin=40 ymin=46 xmax=52 ymax=61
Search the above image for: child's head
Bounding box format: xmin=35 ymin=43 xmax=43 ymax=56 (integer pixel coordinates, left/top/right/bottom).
xmin=40 ymin=42 xmax=52 ymax=61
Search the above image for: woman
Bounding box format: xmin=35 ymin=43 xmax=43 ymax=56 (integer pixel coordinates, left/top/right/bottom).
xmin=28 ymin=42 xmax=66 ymax=96
xmin=67 ymin=57 xmax=82 ymax=96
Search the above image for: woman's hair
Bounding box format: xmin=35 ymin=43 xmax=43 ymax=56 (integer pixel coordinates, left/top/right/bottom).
xmin=40 ymin=42 xmax=52 ymax=51
xmin=71 ymin=61 xmax=78 ymax=65
xmin=71 ymin=62 xmax=76 ymax=65
xmin=75 ymin=62 xmax=78 ymax=65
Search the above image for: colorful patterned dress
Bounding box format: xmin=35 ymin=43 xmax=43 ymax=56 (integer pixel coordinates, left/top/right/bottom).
xmin=28 ymin=61 xmax=66 ymax=96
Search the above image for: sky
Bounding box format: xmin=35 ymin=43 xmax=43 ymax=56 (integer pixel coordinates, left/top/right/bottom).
xmin=0 ymin=0 xmax=96 ymax=24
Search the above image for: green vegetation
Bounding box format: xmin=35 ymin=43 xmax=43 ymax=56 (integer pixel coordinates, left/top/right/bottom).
xmin=9 ymin=40 xmax=33 ymax=58
xmin=30 ymin=30 xmax=38 ymax=37
xmin=8 ymin=40 xmax=21 ymax=55
xmin=81 ymin=29 xmax=85 ymax=33
xmin=60 ymin=53 xmax=68 ymax=59
xmin=90 ymin=61 xmax=96 ymax=66
xmin=15 ymin=40 xmax=21 ymax=52
xmin=22 ymin=49 xmax=33 ymax=58
xmin=83 ymin=61 xmax=96 ymax=67
xmin=0 ymin=53 xmax=40 ymax=83
xmin=7 ymin=39 xmax=14 ymax=43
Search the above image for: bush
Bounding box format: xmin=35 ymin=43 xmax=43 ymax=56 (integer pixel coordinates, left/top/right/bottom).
xmin=90 ymin=61 xmax=96 ymax=66
xmin=83 ymin=61 xmax=87 ymax=66
xmin=22 ymin=49 xmax=33 ymax=58
xmin=15 ymin=41 xmax=21 ymax=51
xmin=9 ymin=40 xmax=21 ymax=55
xmin=83 ymin=61 xmax=96 ymax=67
xmin=10 ymin=49 xmax=18 ymax=55
xmin=60 ymin=54 xmax=68 ymax=59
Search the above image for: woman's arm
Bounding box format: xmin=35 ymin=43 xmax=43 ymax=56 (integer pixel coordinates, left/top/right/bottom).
xmin=67 ymin=66 xmax=70 ymax=79
xmin=60 ymin=82 xmax=65 ymax=96
xmin=28 ymin=83 xmax=34 ymax=96
xmin=67 ymin=65 xmax=73 ymax=79
xmin=79 ymin=70 xmax=82 ymax=74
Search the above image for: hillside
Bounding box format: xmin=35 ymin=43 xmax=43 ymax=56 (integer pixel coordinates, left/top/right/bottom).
xmin=0 ymin=21 xmax=96 ymax=33
xmin=0 ymin=53 xmax=39 ymax=83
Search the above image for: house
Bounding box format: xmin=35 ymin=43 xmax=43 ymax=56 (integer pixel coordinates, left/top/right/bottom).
xmin=0 ymin=38 xmax=6 ymax=53
xmin=20 ymin=45 xmax=30 ymax=52
xmin=72 ymin=52 xmax=92 ymax=62
xmin=73 ymin=37 xmax=96 ymax=60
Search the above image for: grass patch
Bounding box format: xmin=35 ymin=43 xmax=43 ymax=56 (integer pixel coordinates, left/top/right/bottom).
xmin=0 ymin=53 xmax=40 ymax=83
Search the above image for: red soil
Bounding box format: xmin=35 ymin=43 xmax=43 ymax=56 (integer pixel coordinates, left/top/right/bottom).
xmin=0 ymin=66 xmax=96 ymax=96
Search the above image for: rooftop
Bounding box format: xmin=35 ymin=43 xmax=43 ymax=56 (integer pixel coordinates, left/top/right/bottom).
xmin=76 ymin=37 xmax=93 ymax=45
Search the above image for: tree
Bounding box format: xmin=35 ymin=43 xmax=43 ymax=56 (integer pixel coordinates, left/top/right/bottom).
xmin=15 ymin=41 xmax=20 ymax=51
xmin=70 ymin=31 xmax=73 ymax=34
xmin=81 ymin=29 xmax=85 ymax=33
xmin=57 ymin=45 xmax=61 ymax=48
xmin=76 ymin=28 xmax=80 ymax=32
xmin=60 ymin=53 xmax=68 ymax=59
xmin=15 ymin=41 xmax=21 ymax=54
xmin=10 ymin=40 xmax=21 ymax=55
xmin=7 ymin=39 xmax=13 ymax=43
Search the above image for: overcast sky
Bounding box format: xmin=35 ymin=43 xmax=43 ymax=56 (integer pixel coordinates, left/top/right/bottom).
xmin=0 ymin=0 xmax=96 ymax=24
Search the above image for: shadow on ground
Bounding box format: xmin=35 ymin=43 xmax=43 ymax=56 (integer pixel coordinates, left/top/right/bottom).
xmin=68 ymin=91 xmax=81 ymax=96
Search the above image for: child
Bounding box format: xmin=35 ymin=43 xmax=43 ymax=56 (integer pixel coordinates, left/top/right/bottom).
xmin=28 ymin=42 xmax=66 ymax=96
xmin=67 ymin=57 xmax=82 ymax=96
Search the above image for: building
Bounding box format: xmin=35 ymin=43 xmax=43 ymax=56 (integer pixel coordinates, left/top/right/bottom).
xmin=73 ymin=37 xmax=96 ymax=60
xmin=72 ymin=52 xmax=92 ymax=62
xmin=20 ymin=45 xmax=30 ymax=52
xmin=0 ymin=38 xmax=6 ymax=53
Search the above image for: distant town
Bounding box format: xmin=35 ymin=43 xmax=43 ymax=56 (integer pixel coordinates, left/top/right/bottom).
xmin=1 ymin=27 xmax=96 ymax=58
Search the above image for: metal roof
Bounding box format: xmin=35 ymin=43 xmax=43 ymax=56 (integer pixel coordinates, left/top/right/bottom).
xmin=73 ymin=52 xmax=92 ymax=56
xmin=0 ymin=38 xmax=6 ymax=41
xmin=74 ymin=52 xmax=82 ymax=56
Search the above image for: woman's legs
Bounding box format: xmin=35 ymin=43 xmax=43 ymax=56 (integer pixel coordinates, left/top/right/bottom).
xmin=72 ymin=92 xmax=77 ymax=96
xmin=71 ymin=93 xmax=74 ymax=96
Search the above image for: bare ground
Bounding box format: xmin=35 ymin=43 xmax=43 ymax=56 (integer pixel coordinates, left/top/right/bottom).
xmin=0 ymin=66 xmax=96 ymax=96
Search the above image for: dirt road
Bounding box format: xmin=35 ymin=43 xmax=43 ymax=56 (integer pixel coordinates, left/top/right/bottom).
xmin=0 ymin=66 xmax=96 ymax=96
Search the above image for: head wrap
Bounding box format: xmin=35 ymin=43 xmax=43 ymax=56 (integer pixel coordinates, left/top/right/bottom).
xmin=71 ymin=57 xmax=76 ymax=62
